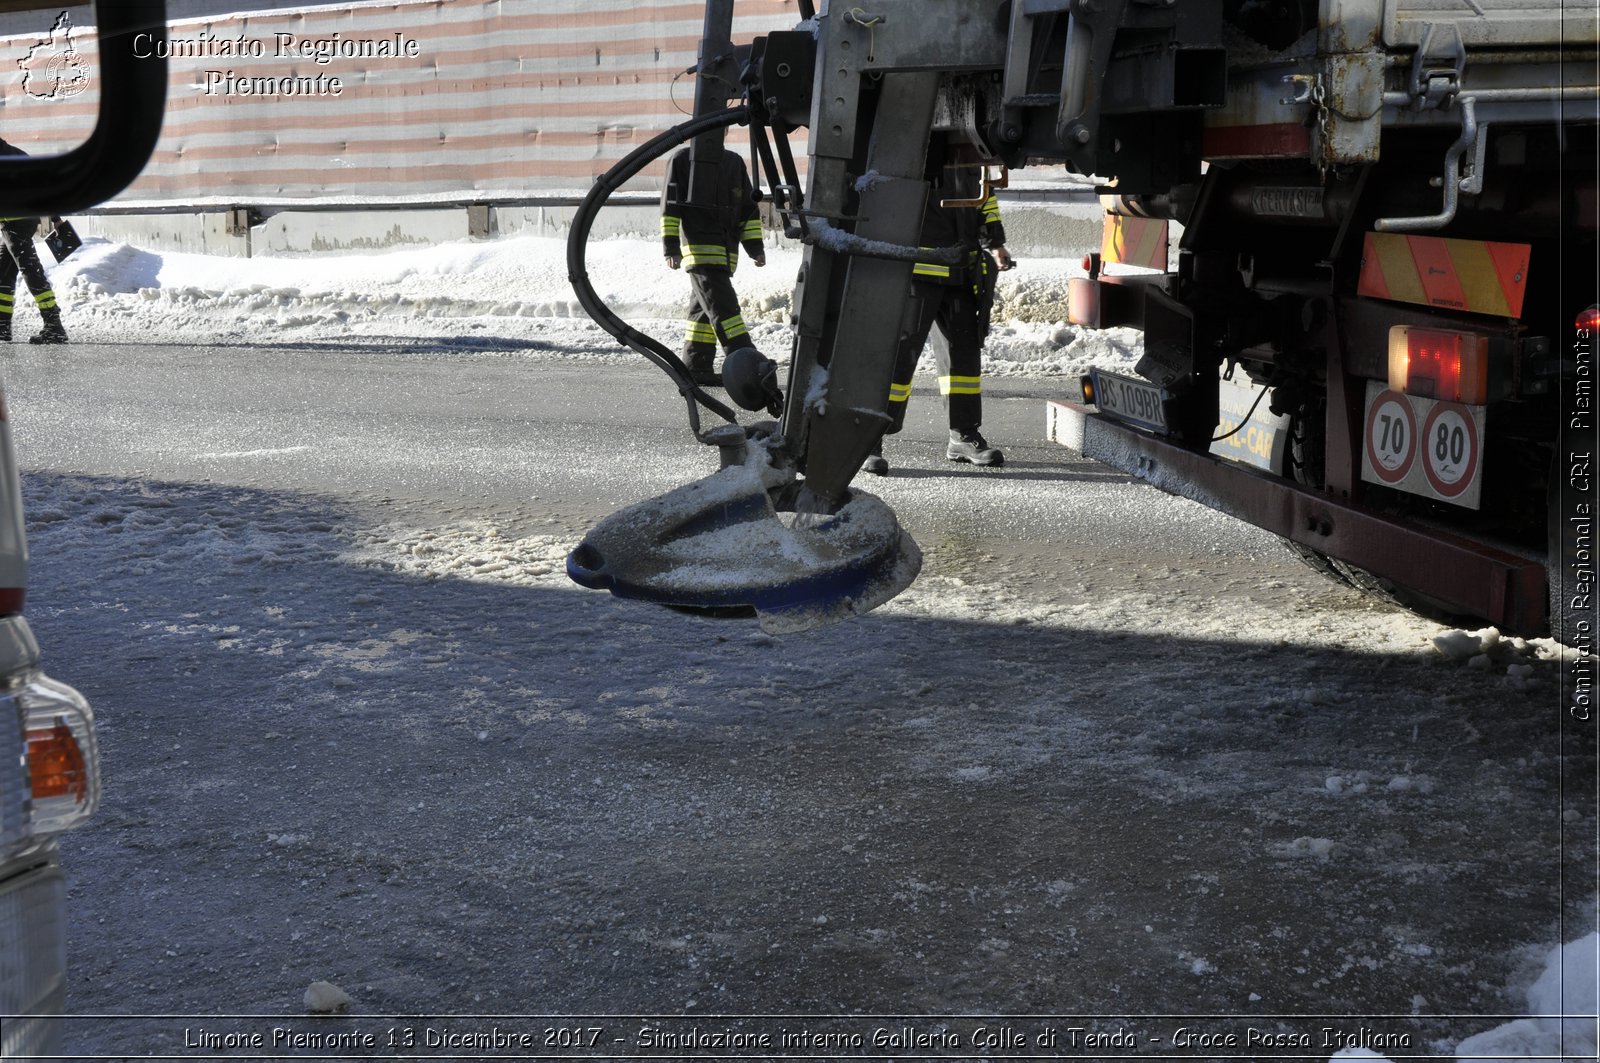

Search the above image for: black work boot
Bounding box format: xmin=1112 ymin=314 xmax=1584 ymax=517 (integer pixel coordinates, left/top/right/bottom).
xmin=947 ymin=429 xmax=1004 ymax=466
xmin=861 ymin=437 xmax=888 ymax=476
xmin=0 ymin=316 xmax=10 ymax=343
xmin=686 ymin=352 xmax=720 ymax=388
xmin=30 ymin=312 xmax=66 ymax=344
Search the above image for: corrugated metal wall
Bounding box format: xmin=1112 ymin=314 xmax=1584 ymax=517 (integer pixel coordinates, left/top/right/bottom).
xmin=0 ymin=0 xmax=801 ymax=203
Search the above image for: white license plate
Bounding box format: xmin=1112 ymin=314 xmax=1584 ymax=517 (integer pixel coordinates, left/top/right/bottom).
xmin=1090 ymin=368 xmax=1169 ymax=433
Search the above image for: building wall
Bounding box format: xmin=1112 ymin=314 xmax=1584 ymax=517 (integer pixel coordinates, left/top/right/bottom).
xmin=0 ymin=0 xmax=801 ymax=204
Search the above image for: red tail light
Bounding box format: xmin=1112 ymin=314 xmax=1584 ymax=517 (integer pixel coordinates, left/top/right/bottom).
xmin=1577 ymin=306 xmax=1600 ymax=333
xmin=1388 ymin=326 xmax=1488 ymax=405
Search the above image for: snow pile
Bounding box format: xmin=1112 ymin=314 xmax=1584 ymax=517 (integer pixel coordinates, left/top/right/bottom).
xmin=1324 ymin=933 xmax=1599 ymax=1063
xmin=1450 ymin=933 xmax=1599 ymax=1061
xmin=45 ymin=234 xmax=1139 ymax=379
xmin=1429 ymin=626 xmax=1570 ymax=690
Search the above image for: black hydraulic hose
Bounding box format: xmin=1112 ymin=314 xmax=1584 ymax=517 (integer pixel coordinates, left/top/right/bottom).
xmin=566 ymin=105 xmax=750 ymax=433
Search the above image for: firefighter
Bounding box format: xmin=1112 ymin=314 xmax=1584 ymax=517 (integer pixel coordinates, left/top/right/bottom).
xmin=864 ymin=150 xmax=1013 ymax=474
xmin=0 ymin=137 xmax=67 ymax=344
xmin=660 ymin=145 xmax=765 ymax=386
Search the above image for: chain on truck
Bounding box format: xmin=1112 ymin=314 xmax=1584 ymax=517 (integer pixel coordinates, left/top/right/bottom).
xmin=564 ymin=0 xmax=1598 ymax=644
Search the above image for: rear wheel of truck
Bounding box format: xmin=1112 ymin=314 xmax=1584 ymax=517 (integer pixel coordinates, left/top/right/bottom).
xmin=1282 ymin=402 xmax=1466 ymax=625
xmin=1279 ymin=402 xmax=1351 ymax=586
xmin=1547 ymin=450 xmax=1597 ymax=649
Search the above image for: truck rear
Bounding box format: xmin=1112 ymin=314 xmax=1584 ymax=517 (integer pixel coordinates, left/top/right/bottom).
xmin=1048 ymin=0 xmax=1597 ymax=643
xmin=567 ymin=0 xmax=1596 ymax=643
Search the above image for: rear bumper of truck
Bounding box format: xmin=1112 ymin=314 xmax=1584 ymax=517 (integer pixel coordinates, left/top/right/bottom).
xmin=1047 ymin=400 xmax=1548 ymax=633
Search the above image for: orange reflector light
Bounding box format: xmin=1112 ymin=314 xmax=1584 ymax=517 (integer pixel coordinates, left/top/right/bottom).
xmin=1388 ymin=326 xmax=1488 ymax=405
xmin=1081 ymin=375 xmax=1096 ymax=404
xmin=27 ymin=721 xmax=88 ymax=802
xmin=21 ymin=676 xmax=99 ymax=833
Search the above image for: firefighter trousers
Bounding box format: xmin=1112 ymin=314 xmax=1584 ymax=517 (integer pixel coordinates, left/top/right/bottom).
xmin=0 ymin=218 xmax=58 ymax=324
xmin=681 ymin=266 xmax=751 ymax=371
xmin=886 ymin=279 xmax=984 ymax=435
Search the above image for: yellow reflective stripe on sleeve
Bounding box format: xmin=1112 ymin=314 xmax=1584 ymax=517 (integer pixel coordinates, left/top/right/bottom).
xmin=982 ymin=195 xmax=1001 ymax=223
xmin=913 ymin=247 xmax=951 ymax=278
xmin=719 ymin=315 xmax=748 ymax=340
xmin=661 ymin=216 xmax=681 ymax=236
xmin=887 ymin=382 xmax=913 ymax=403
xmin=683 ymin=245 xmax=730 ymax=267
xmin=938 ymin=375 xmax=982 ymax=396
xmin=742 ymin=220 xmax=763 ymax=238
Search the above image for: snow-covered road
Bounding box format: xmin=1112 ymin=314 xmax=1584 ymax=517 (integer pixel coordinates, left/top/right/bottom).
xmin=4 ymin=235 xmax=1594 ymax=1061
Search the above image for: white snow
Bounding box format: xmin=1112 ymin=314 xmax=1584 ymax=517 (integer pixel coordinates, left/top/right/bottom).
xmin=302 ymin=980 xmax=353 ymax=1014
xmin=1448 ymin=933 xmax=1600 ymax=1062
xmin=1324 ymin=933 xmax=1600 ymax=1062
xmin=1431 ymin=625 xmax=1567 ymax=679
xmin=47 ymin=233 xmax=1139 ymax=380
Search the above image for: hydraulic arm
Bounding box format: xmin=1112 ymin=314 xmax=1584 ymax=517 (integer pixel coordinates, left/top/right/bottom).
xmin=567 ymin=0 xmax=1595 ymax=640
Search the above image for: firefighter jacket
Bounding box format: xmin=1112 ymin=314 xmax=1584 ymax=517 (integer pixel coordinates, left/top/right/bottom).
xmin=912 ymin=180 xmax=1007 ymax=288
xmin=660 ymin=147 xmax=764 ymax=272
xmin=0 ymin=139 xmax=34 ymax=223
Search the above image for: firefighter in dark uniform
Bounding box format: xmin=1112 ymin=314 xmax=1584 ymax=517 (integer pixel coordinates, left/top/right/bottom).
xmin=0 ymin=137 xmax=67 ymax=344
xmin=865 ymin=155 xmax=1013 ymax=473
xmin=660 ymin=145 xmax=765 ymax=386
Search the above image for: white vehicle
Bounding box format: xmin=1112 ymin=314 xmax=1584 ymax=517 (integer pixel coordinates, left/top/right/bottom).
xmin=0 ymin=622 xmax=99 ymax=1057
xmin=0 ymin=0 xmax=166 ymax=1055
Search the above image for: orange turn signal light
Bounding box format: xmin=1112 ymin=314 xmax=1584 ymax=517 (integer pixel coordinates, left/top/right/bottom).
xmin=28 ymin=719 xmax=89 ymax=802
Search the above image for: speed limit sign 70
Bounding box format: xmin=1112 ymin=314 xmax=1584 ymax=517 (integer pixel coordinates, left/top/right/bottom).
xmin=1360 ymin=382 xmax=1485 ymax=508
xmin=1364 ymin=388 xmax=1417 ymax=484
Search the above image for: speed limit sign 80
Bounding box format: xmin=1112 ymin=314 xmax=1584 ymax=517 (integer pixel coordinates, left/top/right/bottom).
xmin=1361 ymin=382 xmax=1485 ymax=509
xmin=1421 ymin=403 xmax=1480 ymax=498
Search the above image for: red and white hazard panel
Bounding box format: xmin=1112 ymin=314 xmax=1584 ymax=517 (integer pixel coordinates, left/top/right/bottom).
xmin=1100 ymin=214 xmax=1168 ymax=270
xmin=1360 ymin=380 xmax=1486 ymax=508
xmin=1358 ymin=232 xmax=1530 ymax=318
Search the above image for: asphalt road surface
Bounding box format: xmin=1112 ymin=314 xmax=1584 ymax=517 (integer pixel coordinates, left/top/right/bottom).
xmin=5 ymin=339 xmax=1593 ymax=1061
